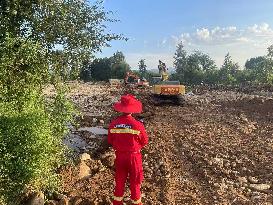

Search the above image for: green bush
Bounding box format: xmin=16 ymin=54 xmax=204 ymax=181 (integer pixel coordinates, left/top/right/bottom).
xmin=0 ymin=89 xmax=75 ymax=204
xmin=0 ymin=36 xmax=75 ymax=204
xmin=266 ymin=73 xmax=273 ymax=84
xmin=0 ymin=101 xmax=62 ymax=204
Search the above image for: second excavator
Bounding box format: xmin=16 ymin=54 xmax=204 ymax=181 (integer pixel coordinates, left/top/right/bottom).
xmin=124 ymin=71 xmax=149 ymax=87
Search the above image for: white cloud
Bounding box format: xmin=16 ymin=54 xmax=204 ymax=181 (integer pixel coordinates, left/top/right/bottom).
xmin=196 ymin=28 xmax=210 ymax=41
xmin=168 ymin=23 xmax=273 ymax=66
xmin=248 ymin=23 xmax=271 ymax=33
xmin=236 ymin=37 xmax=250 ymax=42
xmin=172 ymin=23 xmax=273 ymax=47
xmin=171 ymin=33 xmax=191 ymax=45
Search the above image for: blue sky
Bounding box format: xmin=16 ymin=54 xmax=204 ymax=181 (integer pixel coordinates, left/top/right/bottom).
xmin=97 ymin=0 xmax=273 ymax=69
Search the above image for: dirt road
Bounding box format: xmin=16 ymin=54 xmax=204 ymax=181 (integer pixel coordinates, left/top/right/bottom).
xmin=59 ymin=83 xmax=273 ymax=205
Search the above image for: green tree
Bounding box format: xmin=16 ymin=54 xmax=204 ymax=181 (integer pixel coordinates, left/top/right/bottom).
xmin=110 ymin=51 xmax=130 ymax=79
xmin=186 ymin=51 xmax=217 ymax=84
xmin=138 ymin=59 xmax=147 ymax=77
xmin=91 ymin=58 xmax=112 ymax=81
xmin=267 ymin=44 xmax=273 ymax=59
xmin=244 ymin=56 xmax=267 ymax=82
xmin=265 ymin=45 xmax=273 ymax=84
xmin=79 ymin=60 xmax=92 ymax=82
xmin=79 ymin=52 xmax=131 ymax=82
xmin=112 ymin=51 xmax=126 ymax=64
xmin=0 ymin=0 xmax=125 ymax=80
xmin=0 ymin=36 xmax=75 ymax=205
xmin=245 ymin=56 xmax=266 ymax=71
xmin=204 ymin=69 xmax=220 ymax=85
xmin=190 ymin=51 xmax=217 ymax=72
xmin=219 ymin=53 xmax=240 ymax=84
xmin=173 ymin=42 xmax=188 ymax=82
xmin=173 ymin=43 xmax=217 ymax=85
xmin=111 ymin=62 xmax=130 ymax=79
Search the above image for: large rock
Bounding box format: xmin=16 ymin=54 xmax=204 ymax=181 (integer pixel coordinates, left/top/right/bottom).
xmin=100 ymin=152 xmax=115 ymax=168
xmin=238 ymin=176 xmax=248 ymax=184
xmin=248 ymin=176 xmax=259 ymax=184
xmin=27 ymin=192 xmax=44 ymax=205
xmin=249 ymin=183 xmax=271 ymax=191
xmin=58 ymin=197 xmax=69 ymax=205
xmin=69 ymin=197 xmax=82 ymax=205
xmin=78 ymin=161 xmax=91 ymax=179
xmin=45 ymin=200 xmax=58 ymax=205
xmin=80 ymin=153 xmax=91 ymax=161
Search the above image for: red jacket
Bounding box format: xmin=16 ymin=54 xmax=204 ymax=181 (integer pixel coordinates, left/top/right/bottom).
xmin=108 ymin=115 xmax=148 ymax=152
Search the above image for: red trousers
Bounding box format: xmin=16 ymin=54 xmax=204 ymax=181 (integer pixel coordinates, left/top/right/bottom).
xmin=113 ymin=152 xmax=143 ymax=205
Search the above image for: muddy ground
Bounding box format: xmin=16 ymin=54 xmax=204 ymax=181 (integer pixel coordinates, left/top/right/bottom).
xmin=54 ymin=82 xmax=273 ymax=205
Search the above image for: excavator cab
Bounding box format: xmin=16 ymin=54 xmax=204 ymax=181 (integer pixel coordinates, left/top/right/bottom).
xmin=151 ymin=77 xmax=186 ymax=105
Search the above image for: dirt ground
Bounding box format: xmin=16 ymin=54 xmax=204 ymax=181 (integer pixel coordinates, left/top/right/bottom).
xmin=57 ymin=82 xmax=273 ymax=205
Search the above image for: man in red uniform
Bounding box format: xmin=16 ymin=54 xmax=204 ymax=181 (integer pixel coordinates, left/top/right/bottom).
xmin=108 ymin=94 xmax=148 ymax=205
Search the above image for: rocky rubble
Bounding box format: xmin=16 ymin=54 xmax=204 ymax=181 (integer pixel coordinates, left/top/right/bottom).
xmin=193 ymin=84 xmax=273 ymax=95
xmin=41 ymin=82 xmax=273 ymax=204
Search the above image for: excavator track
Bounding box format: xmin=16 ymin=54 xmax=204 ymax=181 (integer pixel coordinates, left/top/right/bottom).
xmin=151 ymin=94 xmax=185 ymax=106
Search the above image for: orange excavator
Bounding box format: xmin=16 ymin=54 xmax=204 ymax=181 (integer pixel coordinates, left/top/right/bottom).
xmin=151 ymin=60 xmax=185 ymax=105
xmin=124 ymin=71 xmax=149 ymax=87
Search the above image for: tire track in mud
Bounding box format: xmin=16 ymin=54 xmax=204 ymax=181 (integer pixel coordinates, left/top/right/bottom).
xmin=144 ymin=105 xmax=216 ymax=205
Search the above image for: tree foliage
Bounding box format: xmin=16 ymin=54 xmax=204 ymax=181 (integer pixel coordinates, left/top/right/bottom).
xmin=110 ymin=51 xmax=130 ymax=79
xmin=0 ymin=36 xmax=47 ymax=106
xmin=138 ymin=59 xmax=147 ymax=77
xmin=172 ymin=41 xmax=273 ymax=85
xmin=245 ymin=56 xmax=266 ymax=71
xmin=173 ymin=42 xmax=217 ymax=85
xmin=79 ymin=51 xmax=130 ymax=81
xmin=0 ymin=0 xmax=125 ymax=79
xmin=265 ymin=45 xmax=273 ymax=83
xmin=219 ymin=53 xmax=240 ymax=84
xmin=173 ymin=42 xmax=188 ymax=81
xmin=244 ymin=56 xmax=267 ymax=82
xmin=0 ymin=37 xmax=75 ymax=205
xmin=0 ymin=0 xmax=123 ymax=203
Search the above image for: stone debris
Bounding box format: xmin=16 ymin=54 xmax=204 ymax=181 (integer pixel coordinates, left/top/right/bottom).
xmin=78 ymin=127 xmax=108 ymax=135
xmin=80 ymin=153 xmax=91 ymax=161
xmin=26 ymin=192 xmax=44 ymax=205
xmin=46 ymin=82 xmax=273 ymax=205
xmin=78 ymin=161 xmax=91 ymax=180
xmin=249 ymin=184 xmax=271 ymax=191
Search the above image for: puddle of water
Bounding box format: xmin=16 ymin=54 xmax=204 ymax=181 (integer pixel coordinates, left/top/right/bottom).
xmin=78 ymin=127 xmax=108 ymax=135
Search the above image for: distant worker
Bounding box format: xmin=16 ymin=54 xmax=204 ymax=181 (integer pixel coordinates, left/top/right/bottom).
xmin=158 ymin=60 xmax=163 ymax=75
xmin=158 ymin=62 xmax=168 ymax=81
xmin=108 ymin=94 xmax=148 ymax=205
xmin=162 ymin=63 xmax=167 ymax=72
